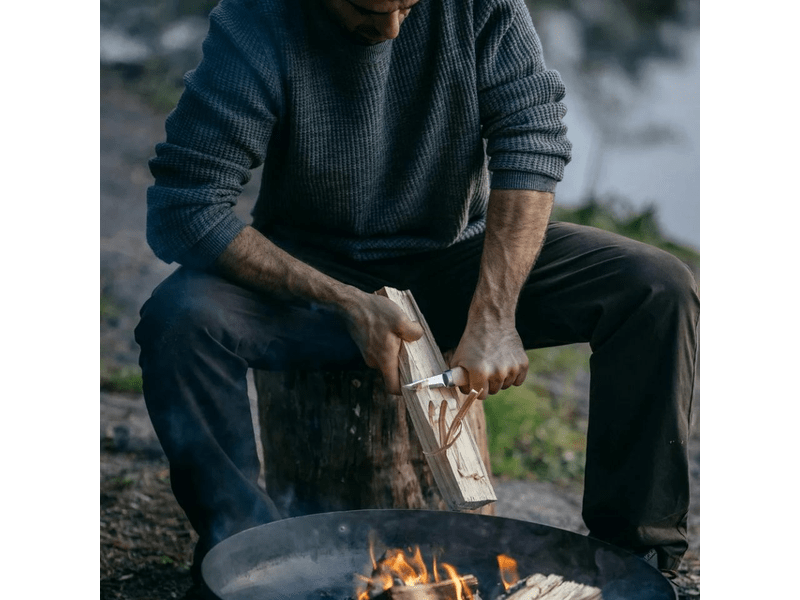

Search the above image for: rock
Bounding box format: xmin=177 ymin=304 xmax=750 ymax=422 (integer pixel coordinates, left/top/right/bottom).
xmin=101 ymin=392 xmax=164 ymax=457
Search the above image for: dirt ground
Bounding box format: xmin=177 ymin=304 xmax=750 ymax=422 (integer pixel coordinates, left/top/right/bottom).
xmin=99 ymin=71 xmax=700 ymax=600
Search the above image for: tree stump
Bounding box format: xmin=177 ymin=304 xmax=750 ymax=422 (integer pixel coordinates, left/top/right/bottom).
xmin=254 ymin=368 xmax=495 ymax=518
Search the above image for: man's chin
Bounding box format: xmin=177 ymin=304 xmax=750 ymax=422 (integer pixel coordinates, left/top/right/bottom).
xmin=350 ymin=33 xmax=386 ymax=46
xmin=340 ymin=26 xmax=388 ymax=46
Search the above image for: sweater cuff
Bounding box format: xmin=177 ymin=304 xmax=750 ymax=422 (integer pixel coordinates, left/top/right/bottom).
xmin=490 ymin=170 xmax=558 ymax=193
xmin=183 ymin=212 xmax=248 ymax=270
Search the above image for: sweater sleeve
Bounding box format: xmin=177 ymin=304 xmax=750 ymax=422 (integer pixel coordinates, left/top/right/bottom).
xmin=474 ymin=0 xmax=572 ymax=193
xmin=146 ymin=4 xmax=279 ymax=269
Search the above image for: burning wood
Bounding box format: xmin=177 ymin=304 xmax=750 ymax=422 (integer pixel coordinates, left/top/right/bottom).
xmin=372 ymin=575 xmax=480 ymax=600
xmin=496 ymin=573 xmax=602 ymax=600
xmin=494 ymin=555 xmax=601 ymax=599
xmin=355 ymin=544 xmax=480 ymax=600
xmin=355 ymin=541 xmax=601 ymax=600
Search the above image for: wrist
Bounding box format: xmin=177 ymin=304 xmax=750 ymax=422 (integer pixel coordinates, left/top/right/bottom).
xmin=466 ymin=299 xmax=516 ymax=331
xmin=331 ymin=285 xmax=368 ymax=317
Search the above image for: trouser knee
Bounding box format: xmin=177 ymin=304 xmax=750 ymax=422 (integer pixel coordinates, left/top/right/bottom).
xmin=618 ymin=245 xmax=699 ymax=319
xmin=134 ymin=270 xmax=231 ymax=359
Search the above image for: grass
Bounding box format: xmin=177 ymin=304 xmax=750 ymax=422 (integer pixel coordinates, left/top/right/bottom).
xmin=108 ymin=475 xmax=136 ymax=490
xmin=485 ymin=347 xmax=590 ymax=484
xmin=101 ymin=363 xmax=144 ymax=394
xmin=101 ymin=291 xmax=144 ymax=393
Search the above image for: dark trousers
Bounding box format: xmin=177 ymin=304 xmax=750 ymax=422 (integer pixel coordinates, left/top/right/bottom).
xmin=134 ymin=221 xmax=699 ymax=572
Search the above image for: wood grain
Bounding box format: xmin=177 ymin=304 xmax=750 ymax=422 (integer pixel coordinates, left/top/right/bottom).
xmin=499 ymin=574 xmax=603 ymax=600
xmin=377 ymin=287 xmax=496 ymax=511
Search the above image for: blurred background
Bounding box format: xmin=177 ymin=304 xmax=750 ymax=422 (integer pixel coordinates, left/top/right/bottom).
xmin=100 ymin=1 xmax=700 ymax=597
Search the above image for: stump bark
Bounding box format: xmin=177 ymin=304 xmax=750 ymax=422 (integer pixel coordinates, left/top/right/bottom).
xmin=254 ymin=368 xmax=495 ymax=517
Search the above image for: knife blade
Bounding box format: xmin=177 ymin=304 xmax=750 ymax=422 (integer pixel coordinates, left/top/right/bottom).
xmin=403 ymin=366 xmax=469 ymax=390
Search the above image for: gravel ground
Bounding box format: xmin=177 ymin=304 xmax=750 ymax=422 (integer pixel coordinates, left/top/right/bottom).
xmin=100 ymin=73 xmax=699 ymax=599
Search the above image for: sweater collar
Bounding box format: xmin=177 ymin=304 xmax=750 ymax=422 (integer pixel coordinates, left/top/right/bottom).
xmin=302 ymin=0 xmax=395 ymax=63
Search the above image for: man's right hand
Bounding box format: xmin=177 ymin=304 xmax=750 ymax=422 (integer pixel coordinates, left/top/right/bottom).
xmin=342 ymin=292 xmax=424 ymax=395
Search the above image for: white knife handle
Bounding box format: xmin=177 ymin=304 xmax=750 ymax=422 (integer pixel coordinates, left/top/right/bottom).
xmin=443 ymin=366 xmax=469 ymax=388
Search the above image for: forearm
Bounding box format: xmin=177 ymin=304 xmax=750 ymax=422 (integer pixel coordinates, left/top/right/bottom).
xmin=214 ymin=226 xmax=423 ymax=393
xmin=213 ymin=225 xmax=362 ymax=313
xmin=468 ymin=188 xmax=553 ymax=325
xmin=450 ymin=188 xmax=552 ymax=398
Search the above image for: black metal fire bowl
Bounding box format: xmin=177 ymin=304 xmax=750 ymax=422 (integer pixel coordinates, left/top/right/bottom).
xmin=202 ymin=509 xmax=675 ymax=600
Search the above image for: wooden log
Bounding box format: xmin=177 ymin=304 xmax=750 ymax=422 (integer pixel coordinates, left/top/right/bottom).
xmin=376 ymin=287 xmax=496 ymax=511
xmin=375 ymin=575 xmax=480 ymax=600
xmin=253 ymin=368 xmax=495 ymax=517
xmin=498 ymin=574 xmax=603 ymax=600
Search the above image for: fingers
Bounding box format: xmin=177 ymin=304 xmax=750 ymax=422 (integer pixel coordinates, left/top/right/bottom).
xmin=385 ymin=314 xmax=422 ymax=393
xmin=381 ymin=362 xmax=402 ymax=395
xmin=348 ymin=295 xmax=424 ymax=394
xmin=506 ymin=355 xmax=529 ymax=389
xmin=366 ymin=339 xmax=402 ymax=395
xmin=458 ymin=369 xmax=492 ymax=400
xmin=395 ymin=318 xmax=424 ymax=342
xmin=369 ymin=334 xmax=403 ymax=395
xmin=456 ymin=358 xmax=529 ymax=400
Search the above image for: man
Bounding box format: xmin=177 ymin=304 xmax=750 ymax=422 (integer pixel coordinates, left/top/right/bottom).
xmin=135 ymin=0 xmax=699 ymax=591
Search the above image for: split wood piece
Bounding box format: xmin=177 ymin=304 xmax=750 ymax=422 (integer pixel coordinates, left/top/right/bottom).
xmin=375 ymin=575 xmax=480 ymax=600
xmin=376 ymin=287 xmax=496 ymax=511
xmin=498 ymin=574 xmax=603 ymax=600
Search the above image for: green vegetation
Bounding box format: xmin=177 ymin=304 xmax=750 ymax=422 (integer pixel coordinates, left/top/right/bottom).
xmin=553 ymin=198 xmax=699 ymax=270
xmin=108 ymin=475 xmax=136 ymax=489
xmin=101 ymin=291 xmax=144 ymax=393
xmin=101 ymin=60 xmax=186 ymax=114
xmin=485 ymin=346 xmax=589 ymax=484
xmin=101 ymin=365 xmax=144 ymax=394
xmin=131 ymin=59 xmax=187 ymax=113
xmin=100 ymin=293 xmax=121 ymax=321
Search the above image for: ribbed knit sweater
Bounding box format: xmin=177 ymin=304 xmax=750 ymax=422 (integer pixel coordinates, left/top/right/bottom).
xmin=147 ymin=0 xmax=572 ymax=268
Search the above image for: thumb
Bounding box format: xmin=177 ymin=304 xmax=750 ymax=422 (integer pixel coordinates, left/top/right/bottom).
xmin=395 ymin=318 xmax=424 ymax=342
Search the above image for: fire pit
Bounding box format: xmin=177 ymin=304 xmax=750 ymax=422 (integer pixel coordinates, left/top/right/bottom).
xmin=201 ymin=510 xmax=675 ymax=600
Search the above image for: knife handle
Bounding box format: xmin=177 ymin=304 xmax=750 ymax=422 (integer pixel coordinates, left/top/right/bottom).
xmin=443 ymin=366 xmax=469 ymax=388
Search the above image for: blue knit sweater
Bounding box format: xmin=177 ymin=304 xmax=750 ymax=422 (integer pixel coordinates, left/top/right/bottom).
xmin=147 ymin=0 xmax=572 ymax=268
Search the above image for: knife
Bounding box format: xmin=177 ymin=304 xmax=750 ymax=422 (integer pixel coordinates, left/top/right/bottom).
xmin=403 ymin=366 xmax=469 ymax=390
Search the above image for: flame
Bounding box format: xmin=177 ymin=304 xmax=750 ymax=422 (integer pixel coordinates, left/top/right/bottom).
xmin=497 ymin=554 xmax=520 ymax=591
xmin=442 ymin=562 xmax=474 ymax=600
xmin=385 ymin=548 xmax=427 ymax=586
xmin=356 ymin=545 xmax=433 ymax=598
xmin=409 ymin=546 xmax=429 ymax=584
xmin=355 ymin=543 xmax=477 ymax=600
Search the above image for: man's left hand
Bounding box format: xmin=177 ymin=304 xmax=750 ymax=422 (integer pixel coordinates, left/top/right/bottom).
xmin=449 ymin=316 xmax=529 ymax=400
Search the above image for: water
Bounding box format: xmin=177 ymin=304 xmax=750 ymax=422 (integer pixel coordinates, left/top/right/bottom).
xmin=535 ymin=12 xmax=700 ymax=250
